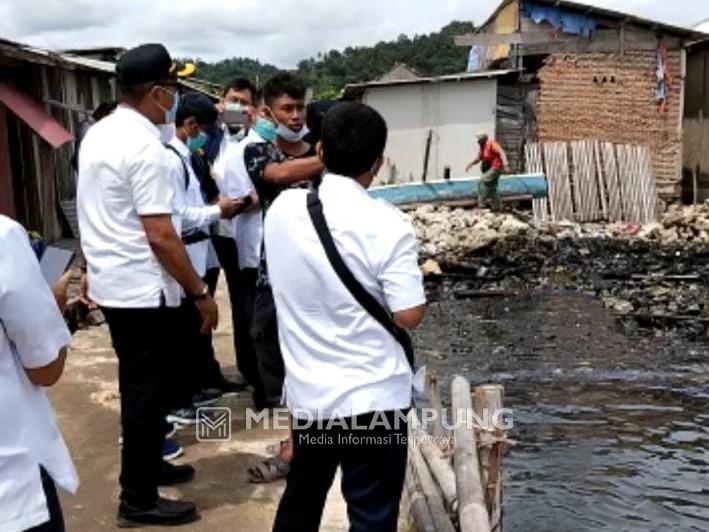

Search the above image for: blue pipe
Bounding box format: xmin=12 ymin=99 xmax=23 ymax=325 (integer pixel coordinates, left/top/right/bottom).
xmin=369 ymin=174 xmax=548 ymax=205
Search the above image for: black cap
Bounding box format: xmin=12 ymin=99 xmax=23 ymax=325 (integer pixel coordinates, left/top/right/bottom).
xmin=116 ymin=43 xmax=178 ymax=87
xmin=179 ymin=93 xmax=218 ymax=126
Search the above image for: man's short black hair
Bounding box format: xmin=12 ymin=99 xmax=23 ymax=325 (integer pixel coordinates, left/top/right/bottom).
xmin=176 ymin=92 xmax=218 ymax=127
xmin=321 ymin=102 xmax=387 ymax=178
xmin=263 ymin=72 xmax=307 ymax=106
xmin=222 ymin=78 xmax=257 ymax=101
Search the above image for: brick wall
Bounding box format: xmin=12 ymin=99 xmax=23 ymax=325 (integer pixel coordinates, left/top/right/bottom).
xmin=537 ymin=51 xmax=683 ymax=200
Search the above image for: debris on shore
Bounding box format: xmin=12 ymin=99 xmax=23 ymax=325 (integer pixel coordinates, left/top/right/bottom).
xmin=412 ymin=202 xmax=709 ymax=337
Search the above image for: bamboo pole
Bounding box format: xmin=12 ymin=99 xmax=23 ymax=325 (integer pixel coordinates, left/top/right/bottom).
xmin=451 ymin=376 xmax=490 ymax=532
xmin=426 ymin=372 xmax=448 ymax=443
xmin=411 ymin=412 xmax=458 ymax=515
xmin=411 ymin=439 xmax=457 ymax=532
xmin=474 ymin=385 xmax=505 ymax=532
xmin=406 ymin=468 xmax=437 ymax=532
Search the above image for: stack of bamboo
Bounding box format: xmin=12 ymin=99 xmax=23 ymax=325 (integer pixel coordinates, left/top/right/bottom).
xmin=527 ymin=140 xmax=659 ymax=224
xmin=406 ymin=375 xmax=507 ymax=532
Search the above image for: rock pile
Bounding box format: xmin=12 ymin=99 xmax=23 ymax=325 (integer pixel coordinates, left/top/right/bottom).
xmin=412 ymin=203 xmax=709 ymax=337
xmin=411 ymin=201 xmax=709 ymax=262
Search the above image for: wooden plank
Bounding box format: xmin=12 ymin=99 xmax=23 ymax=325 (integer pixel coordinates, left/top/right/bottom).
xmin=454 ymin=29 xmax=675 ymax=48
xmin=594 ymin=141 xmax=609 ymax=220
xmin=544 ymin=142 xmax=574 ymax=221
xmin=602 ymin=142 xmax=623 ymax=221
xmin=452 ymin=376 xmax=491 ymax=532
xmin=526 ymin=142 xmax=549 ymax=223
xmin=617 ymin=145 xmax=634 ymax=222
xmin=0 ymin=104 xmax=16 ymax=218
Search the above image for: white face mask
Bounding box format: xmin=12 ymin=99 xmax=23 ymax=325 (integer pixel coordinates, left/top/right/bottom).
xmin=276 ymin=123 xmax=310 ymax=143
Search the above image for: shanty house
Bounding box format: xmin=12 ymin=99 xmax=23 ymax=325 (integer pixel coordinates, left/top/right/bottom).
xmin=0 ymin=38 xmax=117 ymax=240
xmin=456 ymin=0 xmax=705 ymax=202
xmin=683 ymin=34 xmax=709 ymax=202
xmin=343 ymin=69 xmax=518 ymax=185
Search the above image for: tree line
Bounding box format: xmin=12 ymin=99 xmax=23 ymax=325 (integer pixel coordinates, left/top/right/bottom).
xmin=190 ymin=21 xmax=475 ymax=99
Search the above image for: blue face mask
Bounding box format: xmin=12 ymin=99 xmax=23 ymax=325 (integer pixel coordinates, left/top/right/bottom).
xmin=163 ymin=91 xmax=180 ymax=124
xmin=253 ymin=117 xmax=277 ymax=143
xmin=187 ymin=132 xmax=208 ymax=152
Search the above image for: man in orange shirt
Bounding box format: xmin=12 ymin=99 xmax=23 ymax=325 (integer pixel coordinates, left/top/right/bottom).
xmin=465 ymin=132 xmax=511 ymax=210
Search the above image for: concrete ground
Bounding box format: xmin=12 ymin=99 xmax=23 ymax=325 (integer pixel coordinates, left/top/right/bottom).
xmin=50 ymin=284 xmax=354 ymax=531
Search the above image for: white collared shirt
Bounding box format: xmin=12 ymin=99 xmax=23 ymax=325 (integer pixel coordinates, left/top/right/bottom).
xmin=223 ymin=128 xmax=264 ymax=270
xmin=0 ymin=216 xmax=78 ymax=532
xmin=166 ymin=136 xmax=221 ymax=278
xmin=77 ymin=105 xmax=182 ymax=308
xmin=264 ymin=173 xmax=426 ymax=419
xmin=212 ymin=125 xmax=245 ymax=238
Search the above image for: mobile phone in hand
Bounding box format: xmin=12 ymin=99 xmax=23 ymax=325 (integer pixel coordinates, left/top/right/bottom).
xmin=40 ymin=247 xmax=76 ymax=285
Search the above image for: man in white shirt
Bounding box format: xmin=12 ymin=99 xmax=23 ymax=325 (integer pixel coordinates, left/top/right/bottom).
xmin=0 ymin=215 xmax=78 ymax=532
xmin=210 ymin=79 xmax=264 ymax=392
xmin=265 ymin=102 xmax=426 ymax=531
xmin=77 ymin=43 xmax=216 ymax=527
xmin=164 ymin=93 xmax=247 ymax=420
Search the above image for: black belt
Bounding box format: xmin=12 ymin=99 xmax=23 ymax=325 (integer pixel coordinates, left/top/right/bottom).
xmin=182 ymin=230 xmax=210 ymax=245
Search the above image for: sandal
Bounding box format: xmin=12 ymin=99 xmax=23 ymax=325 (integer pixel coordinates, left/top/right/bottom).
xmin=248 ymin=456 xmax=290 ymax=484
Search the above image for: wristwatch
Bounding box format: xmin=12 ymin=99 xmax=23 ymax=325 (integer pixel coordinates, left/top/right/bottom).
xmin=187 ymin=284 xmax=209 ymax=301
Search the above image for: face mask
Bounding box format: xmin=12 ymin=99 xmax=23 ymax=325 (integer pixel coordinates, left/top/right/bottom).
xmin=155 ymin=87 xmax=180 ymax=124
xmin=224 ymin=102 xmax=244 ymax=112
xmin=187 ymin=132 xmax=208 ymax=152
xmin=276 ymin=123 xmax=310 ymax=143
xmin=253 ymin=117 xmax=277 ymax=143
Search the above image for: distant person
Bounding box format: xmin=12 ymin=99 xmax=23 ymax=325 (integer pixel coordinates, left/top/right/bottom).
xmin=465 ymin=132 xmax=511 ymax=210
xmin=78 ymin=43 xmax=216 ymax=527
xmin=304 ymin=100 xmax=339 ymax=146
xmin=265 ymin=101 xmax=426 ymax=532
xmin=164 ymin=93 xmax=247 ymax=431
xmin=210 ymin=78 xmax=260 ymax=389
xmin=0 ymin=215 xmax=78 ymax=532
xmin=72 ymin=101 xmax=118 ymax=171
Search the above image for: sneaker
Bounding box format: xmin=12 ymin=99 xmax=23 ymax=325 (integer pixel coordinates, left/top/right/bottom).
xmin=192 ymin=389 xmax=222 ymax=408
xmin=165 ymin=421 xmax=178 ymax=439
xmin=167 ymin=407 xmax=199 ymax=426
xmin=162 ymin=438 xmax=184 ymax=462
xmin=117 ymin=497 xmax=198 ymax=528
xmin=215 ymin=379 xmax=248 ymax=397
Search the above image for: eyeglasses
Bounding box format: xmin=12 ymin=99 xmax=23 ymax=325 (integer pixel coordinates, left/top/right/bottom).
xmin=154 ymin=84 xmax=179 ymax=97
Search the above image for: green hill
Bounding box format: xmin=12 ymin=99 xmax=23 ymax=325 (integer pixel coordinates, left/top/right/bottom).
xmin=191 ymin=21 xmax=475 ymax=99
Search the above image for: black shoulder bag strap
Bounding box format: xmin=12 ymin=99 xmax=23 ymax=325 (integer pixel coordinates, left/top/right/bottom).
xmin=164 ymin=144 xmax=189 ymax=190
xmin=306 ymin=189 xmax=415 ymax=370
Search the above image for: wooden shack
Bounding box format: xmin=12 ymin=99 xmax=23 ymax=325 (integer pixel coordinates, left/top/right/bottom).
xmin=456 ymin=0 xmax=705 ymax=202
xmin=0 ymin=38 xmax=116 ymax=240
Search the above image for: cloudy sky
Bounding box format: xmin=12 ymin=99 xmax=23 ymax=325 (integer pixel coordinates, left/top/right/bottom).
xmin=0 ymin=0 xmax=707 ymax=66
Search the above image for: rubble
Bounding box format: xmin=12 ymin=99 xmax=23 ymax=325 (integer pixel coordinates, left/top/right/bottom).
xmin=412 ymin=202 xmax=709 ymax=337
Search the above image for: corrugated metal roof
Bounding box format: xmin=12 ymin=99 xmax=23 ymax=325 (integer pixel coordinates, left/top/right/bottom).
xmin=0 ymin=37 xmax=115 ymax=73
xmin=478 ymin=0 xmax=704 ymax=39
xmin=346 ymin=69 xmax=516 ymax=90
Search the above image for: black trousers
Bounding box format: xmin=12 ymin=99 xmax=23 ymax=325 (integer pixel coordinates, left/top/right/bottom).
xmin=170 ymin=299 xmax=212 ymax=408
xmin=200 ymin=267 xmax=226 ymax=388
xmin=25 ymin=467 xmax=65 ymax=532
xmin=212 ymin=236 xmax=262 ymax=391
xmin=273 ymin=410 xmax=409 ymax=532
xmin=102 ymin=306 xmax=179 ymax=507
xmin=250 ymin=285 xmax=284 ymax=405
